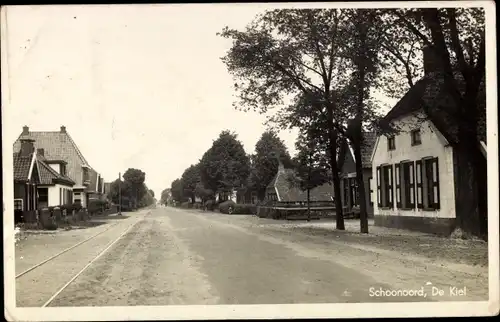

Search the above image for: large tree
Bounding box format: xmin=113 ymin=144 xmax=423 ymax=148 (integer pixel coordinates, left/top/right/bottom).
xmin=292 ymin=130 xmax=331 ymax=221
xmin=199 ymin=130 xmax=251 ymax=198
xmin=181 ymin=163 xmax=202 ymax=203
xmin=378 ymin=8 xmax=487 ymax=238
xmin=160 ymin=188 xmax=171 ymax=205
xmin=122 ymin=168 xmax=146 ymax=208
xmin=249 ymin=130 xmax=293 ymax=200
xmin=219 ymin=9 xmax=355 ymax=230
xmin=170 ymin=178 xmax=184 ymax=203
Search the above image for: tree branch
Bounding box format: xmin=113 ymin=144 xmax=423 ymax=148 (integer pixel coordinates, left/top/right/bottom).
xmin=381 ymin=42 xmax=415 ymax=87
xmin=447 ymin=8 xmax=471 ymax=80
xmin=393 ymin=11 xmax=433 ymax=47
xmin=474 ymin=33 xmax=485 ymax=85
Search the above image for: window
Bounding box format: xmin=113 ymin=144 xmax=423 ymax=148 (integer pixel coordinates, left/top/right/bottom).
xmin=395 ymin=162 xmax=416 ymax=209
xmin=14 ymin=199 xmax=23 ymax=211
xmin=376 ymin=165 xmax=394 ymax=208
xmin=82 ymin=168 xmax=89 ymax=183
xmin=387 ymin=136 xmax=396 ymax=151
xmin=38 ymin=188 xmax=49 ymax=208
xmin=416 ymin=157 xmax=440 ymax=210
xmin=267 ymin=193 xmax=278 ymax=201
xmin=411 ymin=129 xmax=422 ymax=146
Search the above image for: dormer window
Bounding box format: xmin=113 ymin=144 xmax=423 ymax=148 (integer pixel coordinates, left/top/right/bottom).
xmin=411 ymin=129 xmax=422 ymax=146
xmin=387 ymin=136 xmax=396 ymax=151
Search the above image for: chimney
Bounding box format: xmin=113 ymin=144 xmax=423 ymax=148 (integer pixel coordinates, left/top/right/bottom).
xmin=22 ymin=125 xmax=29 ymax=135
xmin=423 ymin=45 xmax=442 ymax=76
xmin=37 ymin=148 xmax=45 ymax=157
xmin=20 ymin=138 xmax=35 ymax=157
xmin=60 ymin=125 xmax=66 ymax=133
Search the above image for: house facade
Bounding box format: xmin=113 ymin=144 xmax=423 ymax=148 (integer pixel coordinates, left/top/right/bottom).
xmin=370 ymin=46 xmax=486 ymax=235
xmin=371 ymin=112 xmax=456 ymax=235
xmin=13 ymin=125 xmax=103 ymax=209
xmin=339 ymin=132 xmax=377 ymax=217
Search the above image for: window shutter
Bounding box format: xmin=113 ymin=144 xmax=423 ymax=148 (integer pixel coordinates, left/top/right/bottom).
xmin=408 ymin=162 xmax=415 ymax=209
xmin=376 ymin=166 xmax=381 ymax=207
xmin=395 ymin=163 xmax=401 ymax=208
xmin=416 ymin=160 xmax=423 ymax=209
xmin=432 ymin=157 xmax=440 ymax=209
xmin=388 ymin=165 xmax=394 ymax=208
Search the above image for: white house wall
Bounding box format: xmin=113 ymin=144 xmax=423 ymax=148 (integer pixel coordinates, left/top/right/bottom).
xmin=372 ymin=112 xmax=456 ymax=220
xmin=47 ymin=184 xmax=73 ymax=207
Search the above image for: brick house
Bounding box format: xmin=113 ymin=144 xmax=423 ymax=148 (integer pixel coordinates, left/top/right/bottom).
xmin=13 ymin=139 xmax=41 ymax=222
xmin=338 ymin=132 xmax=377 ymax=217
xmin=370 ymin=47 xmax=486 ymax=235
xmin=13 ymin=126 xmax=104 ymax=209
xmin=265 ymin=161 xmax=334 ymax=203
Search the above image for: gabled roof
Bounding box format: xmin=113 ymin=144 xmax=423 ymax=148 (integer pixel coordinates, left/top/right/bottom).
xmin=361 ymin=132 xmax=377 ymax=168
xmin=338 ymin=131 xmax=377 ymax=172
xmin=13 ymin=128 xmax=93 ymax=186
xmin=381 ymin=71 xmax=486 ymax=145
xmin=37 ymin=154 xmax=75 ymax=186
xmin=13 ymin=152 xmax=35 ymax=182
xmin=268 ymin=166 xmax=334 ymax=202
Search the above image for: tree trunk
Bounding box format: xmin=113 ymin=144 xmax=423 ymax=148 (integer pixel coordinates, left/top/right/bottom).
xmin=353 ymin=143 xmax=369 ymax=233
xmin=327 ymin=128 xmax=345 ymax=230
xmin=454 ymin=138 xmax=487 ymax=239
xmin=307 ymin=188 xmax=311 ymax=222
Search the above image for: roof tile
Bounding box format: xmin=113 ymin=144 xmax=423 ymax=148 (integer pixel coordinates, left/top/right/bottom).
xmin=13 ymin=153 xmax=33 ymax=182
xmin=13 ymin=130 xmax=92 ymax=186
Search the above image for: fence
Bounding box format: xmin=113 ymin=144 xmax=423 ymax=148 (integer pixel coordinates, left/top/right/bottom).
xmin=256 ymin=201 xmax=336 ymax=220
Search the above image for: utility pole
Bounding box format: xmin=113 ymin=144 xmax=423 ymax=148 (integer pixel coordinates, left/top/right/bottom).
xmin=118 ymin=172 xmax=122 ymax=216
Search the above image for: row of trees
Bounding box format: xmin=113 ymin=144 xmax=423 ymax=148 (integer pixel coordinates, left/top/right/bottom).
xmin=217 ymin=8 xmax=486 ymax=237
xmin=165 ymin=130 xmax=301 ymax=206
xmin=107 ymin=168 xmax=156 ymax=209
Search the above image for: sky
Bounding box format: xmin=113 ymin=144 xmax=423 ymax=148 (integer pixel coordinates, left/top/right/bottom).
xmin=3 ymin=4 xmax=397 ymax=198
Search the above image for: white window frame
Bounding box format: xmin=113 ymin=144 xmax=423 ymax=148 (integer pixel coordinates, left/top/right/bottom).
xmin=14 ymin=198 xmax=24 ymax=211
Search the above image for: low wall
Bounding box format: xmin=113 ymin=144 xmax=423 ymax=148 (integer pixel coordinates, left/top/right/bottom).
xmin=374 ymin=214 xmax=456 ymax=236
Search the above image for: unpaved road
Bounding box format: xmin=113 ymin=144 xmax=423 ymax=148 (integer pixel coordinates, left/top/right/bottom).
xmin=15 ymin=207 xmax=488 ymax=306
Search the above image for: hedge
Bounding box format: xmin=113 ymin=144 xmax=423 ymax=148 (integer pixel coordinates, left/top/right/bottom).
xmin=218 ymin=201 xmax=256 ymax=215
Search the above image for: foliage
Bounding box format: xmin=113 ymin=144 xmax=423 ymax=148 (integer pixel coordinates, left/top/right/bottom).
xmin=247 ymin=130 xmax=293 ymax=200
xmin=160 ymin=188 xmax=171 ymax=205
xmin=170 ymin=178 xmax=185 ymax=202
xmin=292 ymin=130 xmax=330 ymax=192
xmin=181 ymin=163 xmax=202 ymax=202
xmin=218 ymin=9 xmax=366 ymax=230
xmin=194 ymin=182 xmax=214 ymax=203
xmin=123 ymin=168 xmax=147 ymax=206
xmin=232 ymin=204 xmax=257 ymax=215
xmin=199 ymin=130 xmax=251 ymax=194
xmin=218 ymin=200 xmax=236 ymax=214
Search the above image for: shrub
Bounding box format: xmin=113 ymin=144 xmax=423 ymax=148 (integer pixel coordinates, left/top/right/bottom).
xmin=204 ymin=199 xmax=216 ymax=211
xmin=233 ymin=204 xmax=256 ymax=215
xmin=193 ymin=202 xmax=202 ymax=209
xmin=180 ymin=201 xmax=190 ymax=209
xmin=218 ymin=200 xmax=236 ymax=214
